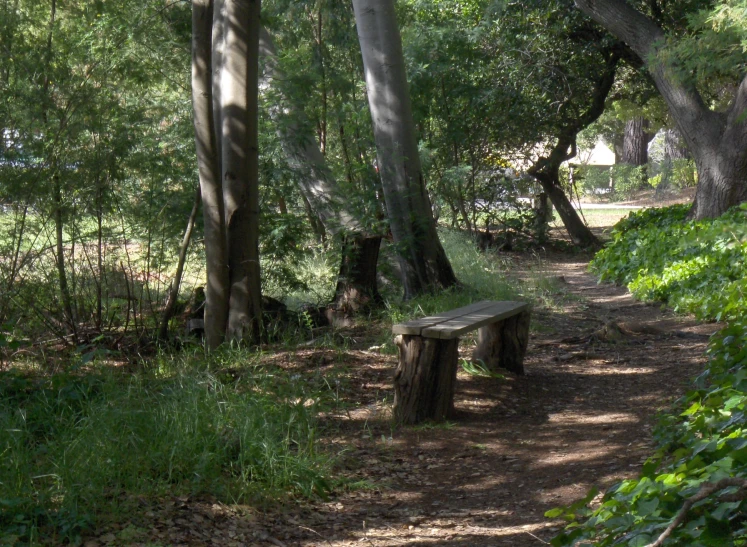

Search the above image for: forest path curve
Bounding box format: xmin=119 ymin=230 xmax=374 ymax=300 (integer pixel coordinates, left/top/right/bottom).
xmin=103 ymin=251 xmax=719 ymax=547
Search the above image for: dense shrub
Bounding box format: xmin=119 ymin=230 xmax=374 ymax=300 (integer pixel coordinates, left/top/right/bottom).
xmin=590 ymin=204 xmax=747 ymax=322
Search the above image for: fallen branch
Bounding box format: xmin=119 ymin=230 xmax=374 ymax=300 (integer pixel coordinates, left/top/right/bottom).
xmin=645 ymin=478 xmax=747 ymax=547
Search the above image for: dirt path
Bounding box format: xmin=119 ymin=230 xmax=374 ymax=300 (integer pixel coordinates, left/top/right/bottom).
xmin=96 ymin=252 xmax=719 ymax=547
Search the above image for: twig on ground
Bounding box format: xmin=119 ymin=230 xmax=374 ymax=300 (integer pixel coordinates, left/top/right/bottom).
xmin=298 ymin=525 xmax=333 ymax=545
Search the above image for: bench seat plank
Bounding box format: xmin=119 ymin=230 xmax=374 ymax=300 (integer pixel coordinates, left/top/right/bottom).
xmin=420 ymin=301 xmax=529 ymax=339
xmin=391 ymin=300 xmax=496 ymax=336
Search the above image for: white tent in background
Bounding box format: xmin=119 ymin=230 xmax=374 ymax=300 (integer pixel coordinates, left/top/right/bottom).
xmin=567 ymin=138 xmax=616 ymax=194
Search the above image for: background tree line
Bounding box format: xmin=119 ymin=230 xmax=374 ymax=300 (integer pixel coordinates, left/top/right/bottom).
xmin=0 ymin=0 xmax=744 ymax=348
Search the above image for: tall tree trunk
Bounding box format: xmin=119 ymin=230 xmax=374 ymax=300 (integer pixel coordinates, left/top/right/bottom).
xmin=220 ymin=0 xmax=262 ymax=343
xmin=575 ymin=0 xmax=747 ymax=219
xmin=159 ymin=185 xmax=201 ymax=341
xmin=622 ymin=116 xmax=649 ymax=165
xmin=259 ymin=27 xmax=381 ymax=310
xmin=352 ymin=0 xmax=458 ymax=299
xmin=192 ymin=0 xmax=229 ymax=349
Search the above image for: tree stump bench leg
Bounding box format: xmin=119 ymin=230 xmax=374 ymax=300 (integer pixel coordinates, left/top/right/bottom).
xmin=472 ymin=310 xmax=531 ymax=375
xmin=393 ymin=334 xmax=459 ymax=424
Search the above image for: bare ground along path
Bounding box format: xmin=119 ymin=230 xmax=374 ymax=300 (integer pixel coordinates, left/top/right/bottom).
xmin=88 ymin=252 xmax=720 ymax=547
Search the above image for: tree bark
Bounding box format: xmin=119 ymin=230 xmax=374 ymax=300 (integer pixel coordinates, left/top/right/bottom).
xmin=622 ymin=116 xmax=649 ymax=165
xmin=472 ymin=311 xmax=530 ymax=375
xmin=352 ymin=0 xmax=458 ymax=299
xmin=575 ymin=0 xmax=747 ymax=219
xmin=219 ymin=0 xmax=262 ymax=343
xmin=393 ymin=335 xmax=459 ymax=424
xmin=192 ymin=0 xmax=229 ymax=349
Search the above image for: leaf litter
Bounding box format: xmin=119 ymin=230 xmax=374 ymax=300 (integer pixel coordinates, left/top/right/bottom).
xmin=85 ymin=251 xmax=717 ymax=546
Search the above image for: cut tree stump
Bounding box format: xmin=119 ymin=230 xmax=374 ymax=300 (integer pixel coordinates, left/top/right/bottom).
xmin=392 ymin=301 xmax=530 ymax=424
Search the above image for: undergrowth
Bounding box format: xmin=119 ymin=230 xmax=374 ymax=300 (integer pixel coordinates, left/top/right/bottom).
xmin=0 ymin=349 xmax=332 ymax=544
xmin=386 ymin=227 xmax=520 ymax=324
xmin=552 ymin=205 xmax=747 ymax=546
xmin=590 ymin=203 xmax=747 ymax=321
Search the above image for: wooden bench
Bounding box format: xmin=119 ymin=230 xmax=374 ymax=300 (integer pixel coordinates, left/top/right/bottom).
xmin=392 ymin=300 xmax=530 ymax=424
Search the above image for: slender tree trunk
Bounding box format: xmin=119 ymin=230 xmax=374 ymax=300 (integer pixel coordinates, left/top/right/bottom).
xmin=159 ymin=185 xmax=202 ymax=340
xmin=221 ymin=0 xmax=262 ymax=343
xmin=352 ymin=0 xmax=458 ymax=299
xmin=527 ymin=47 xmax=622 ymax=248
xmin=575 ymin=0 xmax=747 ymax=219
xmin=192 ymin=0 xmax=229 ymax=348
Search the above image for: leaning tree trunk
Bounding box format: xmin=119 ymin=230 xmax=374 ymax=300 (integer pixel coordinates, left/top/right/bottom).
xmin=352 ymin=0 xmax=458 ymax=299
xmin=159 ymin=185 xmax=202 ymax=341
xmin=258 ymin=27 xmax=381 ymax=312
xmin=192 ymin=0 xmax=229 ymax=349
xmin=527 ymin=47 xmax=621 ymax=249
xmin=534 ymin=169 xmax=599 ymax=248
xmin=575 ymin=0 xmax=747 ymax=219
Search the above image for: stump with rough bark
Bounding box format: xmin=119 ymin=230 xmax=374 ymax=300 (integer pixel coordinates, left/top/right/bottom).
xmin=392 ymin=301 xmax=530 ymax=424
xmin=472 ymin=310 xmax=531 ymax=375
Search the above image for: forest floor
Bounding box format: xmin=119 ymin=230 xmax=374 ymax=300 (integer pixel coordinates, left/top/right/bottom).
xmin=85 ymin=242 xmax=721 ymax=547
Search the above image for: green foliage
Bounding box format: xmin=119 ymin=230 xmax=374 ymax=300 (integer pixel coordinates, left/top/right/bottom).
xmin=590 ymin=204 xmax=747 ymax=321
xmin=0 ymin=351 xmax=332 ymax=542
xmin=578 ymin=164 xmax=649 ymax=200
xmin=548 ymin=323 xmax=747 ymax=546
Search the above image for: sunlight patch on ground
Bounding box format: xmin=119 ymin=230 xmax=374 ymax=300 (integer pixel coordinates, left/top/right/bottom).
xmin=548 ymin=411 xmax=639 ymax=426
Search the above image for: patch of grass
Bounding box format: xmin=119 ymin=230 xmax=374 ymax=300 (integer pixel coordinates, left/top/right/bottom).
xmin=0 ymin=348 xmax=333 ymax=543
xmin=460 ymin=359 xmax=506 ymax=379
xmin=409 ymin=421 xmax=456 ymax=431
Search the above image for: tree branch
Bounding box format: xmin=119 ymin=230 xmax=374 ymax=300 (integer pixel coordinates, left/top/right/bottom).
xmin=644 ymin=478 xmax=747 ymax=547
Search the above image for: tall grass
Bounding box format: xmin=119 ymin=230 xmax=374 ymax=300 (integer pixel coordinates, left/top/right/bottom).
xmin=0 ymin=350 xmax=331 ymax=542
xmin=386 ymin=228 xmax=520 ymax=324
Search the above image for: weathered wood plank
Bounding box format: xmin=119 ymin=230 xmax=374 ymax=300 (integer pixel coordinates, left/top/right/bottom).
xmin=392 ymin=300 xmax=496 ymax=336
xmin=420 ymin=301 xmax=528 ymax=339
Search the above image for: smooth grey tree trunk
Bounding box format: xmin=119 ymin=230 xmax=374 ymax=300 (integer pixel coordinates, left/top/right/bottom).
xmin=220 ymin=0 xmax=262 ymax=343
xmin=259 ymin=27 xmax=382 ymax=311
xmin=192 ymin=0 xmax=229 ymax=348
xmin=575 ymin=0 xmax=747 ymax=219
xmin=192 ymin=0 xmax=261 ymax=347
xmin=352 ymin=0 xmax=458 ymax=299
